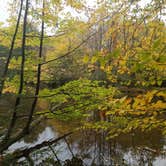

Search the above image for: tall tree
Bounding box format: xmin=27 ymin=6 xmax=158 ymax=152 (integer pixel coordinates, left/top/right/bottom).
xmin=4 ymin=0 xmax=29 ymax=141
xmin=24 ymin=0 xmax=45 ymax=132
xmin=0 ymin=0 xmax=23 ymax=95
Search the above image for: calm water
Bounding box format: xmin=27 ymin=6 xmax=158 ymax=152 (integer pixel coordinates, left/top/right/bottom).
xmin=0 ymin=96 xmax=166 ymax=165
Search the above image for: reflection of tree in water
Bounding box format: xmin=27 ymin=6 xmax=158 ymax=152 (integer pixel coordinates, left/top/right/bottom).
xmin=67 ymin=130 xmax=166 ymax=165
xmin=23 ymin=121 xmax=47 ymax=143
xmin=14 ymin=128 xmax=166 ymax=165
xmin=9 ymin=117 xmax=166 ymax=165
xmin=0 ymin=96 xmax=15 ymax=130
xmin=0 ymin=97 xmax=49 ymax=143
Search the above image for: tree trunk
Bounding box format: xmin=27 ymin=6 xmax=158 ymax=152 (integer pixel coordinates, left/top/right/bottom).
xmin=4 ymin=0 xmax=29 ymax=141
xmin=24 ymin=0 xmax=45 ymax=132
xmin=0 ymin=0 xmax=23 ymax=95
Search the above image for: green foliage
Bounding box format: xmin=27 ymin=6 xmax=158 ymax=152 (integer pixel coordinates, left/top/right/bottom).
xmin=40 ymin=79 xmax=119 ymax=121
xmin=1 ymin=0 xmax=166 ymax=146
xmin=40 ymin=78 xmax=166 ymax=139
xmin=40 ymin=81 xmax=166 ymax=138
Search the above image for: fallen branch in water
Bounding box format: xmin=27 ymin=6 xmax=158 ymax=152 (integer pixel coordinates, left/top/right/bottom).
xmin=3 ymin=132 xmax=73 ymax=163
xmin=0 ymin=116 xmax=45 ymax=153
xmin=137 ymin=146 xmax=166 ymax=155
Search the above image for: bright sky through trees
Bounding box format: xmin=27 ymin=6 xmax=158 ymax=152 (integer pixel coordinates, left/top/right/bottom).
xmin=0 ymin=0 xmax=157 ymax=26
xmin=0 ymin=0 xmax=10 ymax=25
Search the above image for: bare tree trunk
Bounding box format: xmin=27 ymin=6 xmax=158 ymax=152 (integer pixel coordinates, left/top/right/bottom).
xmin=0 ymin=117 xmax=44 ymax=153
xmin=4 ymin=0 xmax=29 ymax=141
xmin=0 ymin=0 xmax=23 ymax=95
xmin=24 ymin=0 xmax=45 ymax=132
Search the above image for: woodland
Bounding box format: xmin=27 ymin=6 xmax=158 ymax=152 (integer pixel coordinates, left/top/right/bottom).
xmin=0 ymin=0 xmax=166 ymax=165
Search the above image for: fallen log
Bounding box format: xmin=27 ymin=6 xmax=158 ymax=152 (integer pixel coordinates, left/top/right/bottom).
xmin=3 ymin=132 xmax=73 ymax=164
xmin=137 ymin=146 xmax=166 ymax=155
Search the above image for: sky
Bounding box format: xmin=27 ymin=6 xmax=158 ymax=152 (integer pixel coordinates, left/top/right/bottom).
xmin=0 ymin=0 xmax=10 ymax=25
xmin=0 ymin=0 xmax=96 ymax=26
xmin=0 ymin=0 xmax=165 ymax=26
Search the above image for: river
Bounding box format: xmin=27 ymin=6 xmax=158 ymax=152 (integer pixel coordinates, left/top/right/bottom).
xmin=0 ymin=95 xmax=166 ymax=165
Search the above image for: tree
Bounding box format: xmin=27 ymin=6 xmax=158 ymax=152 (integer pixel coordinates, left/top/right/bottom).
xmin=0 ymin=0 xmax=23 ymax=95
xmin=0 ymin=0 xmax=166 ymax=162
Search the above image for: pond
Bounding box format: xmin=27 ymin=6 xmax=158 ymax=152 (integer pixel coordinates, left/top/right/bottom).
xmin=0 ymin=95 xmax=166 ymax=166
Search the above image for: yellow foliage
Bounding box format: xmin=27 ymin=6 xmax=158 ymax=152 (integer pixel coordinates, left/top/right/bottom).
xmin=152 ymin=101 xmax=166 ymax=110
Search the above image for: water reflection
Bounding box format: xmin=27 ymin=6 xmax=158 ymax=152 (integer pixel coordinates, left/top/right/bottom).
xmin=8 ymin=126 xmax=56 ymax=153
xmin=1 ymin=96 xmax=166 ymax=165
xmin=7 ymin=119 xmax=166 ymax=166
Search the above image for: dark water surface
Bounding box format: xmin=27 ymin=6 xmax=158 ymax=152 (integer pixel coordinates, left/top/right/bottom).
xmin=0 ymin=96 xmax=166 ymax=165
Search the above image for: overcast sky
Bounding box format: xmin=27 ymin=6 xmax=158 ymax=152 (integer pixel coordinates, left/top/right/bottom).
xmin=1 ymin=0 xmax=165 ymax=26
xmin=0 ymin=0 xmax=97 ymax=25
xmin=0 ymin=0 xmax=10 ymax=25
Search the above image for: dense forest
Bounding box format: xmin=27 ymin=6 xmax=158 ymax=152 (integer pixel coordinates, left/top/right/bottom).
xmin=0 ymin=0 xmax=166 ymax=165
